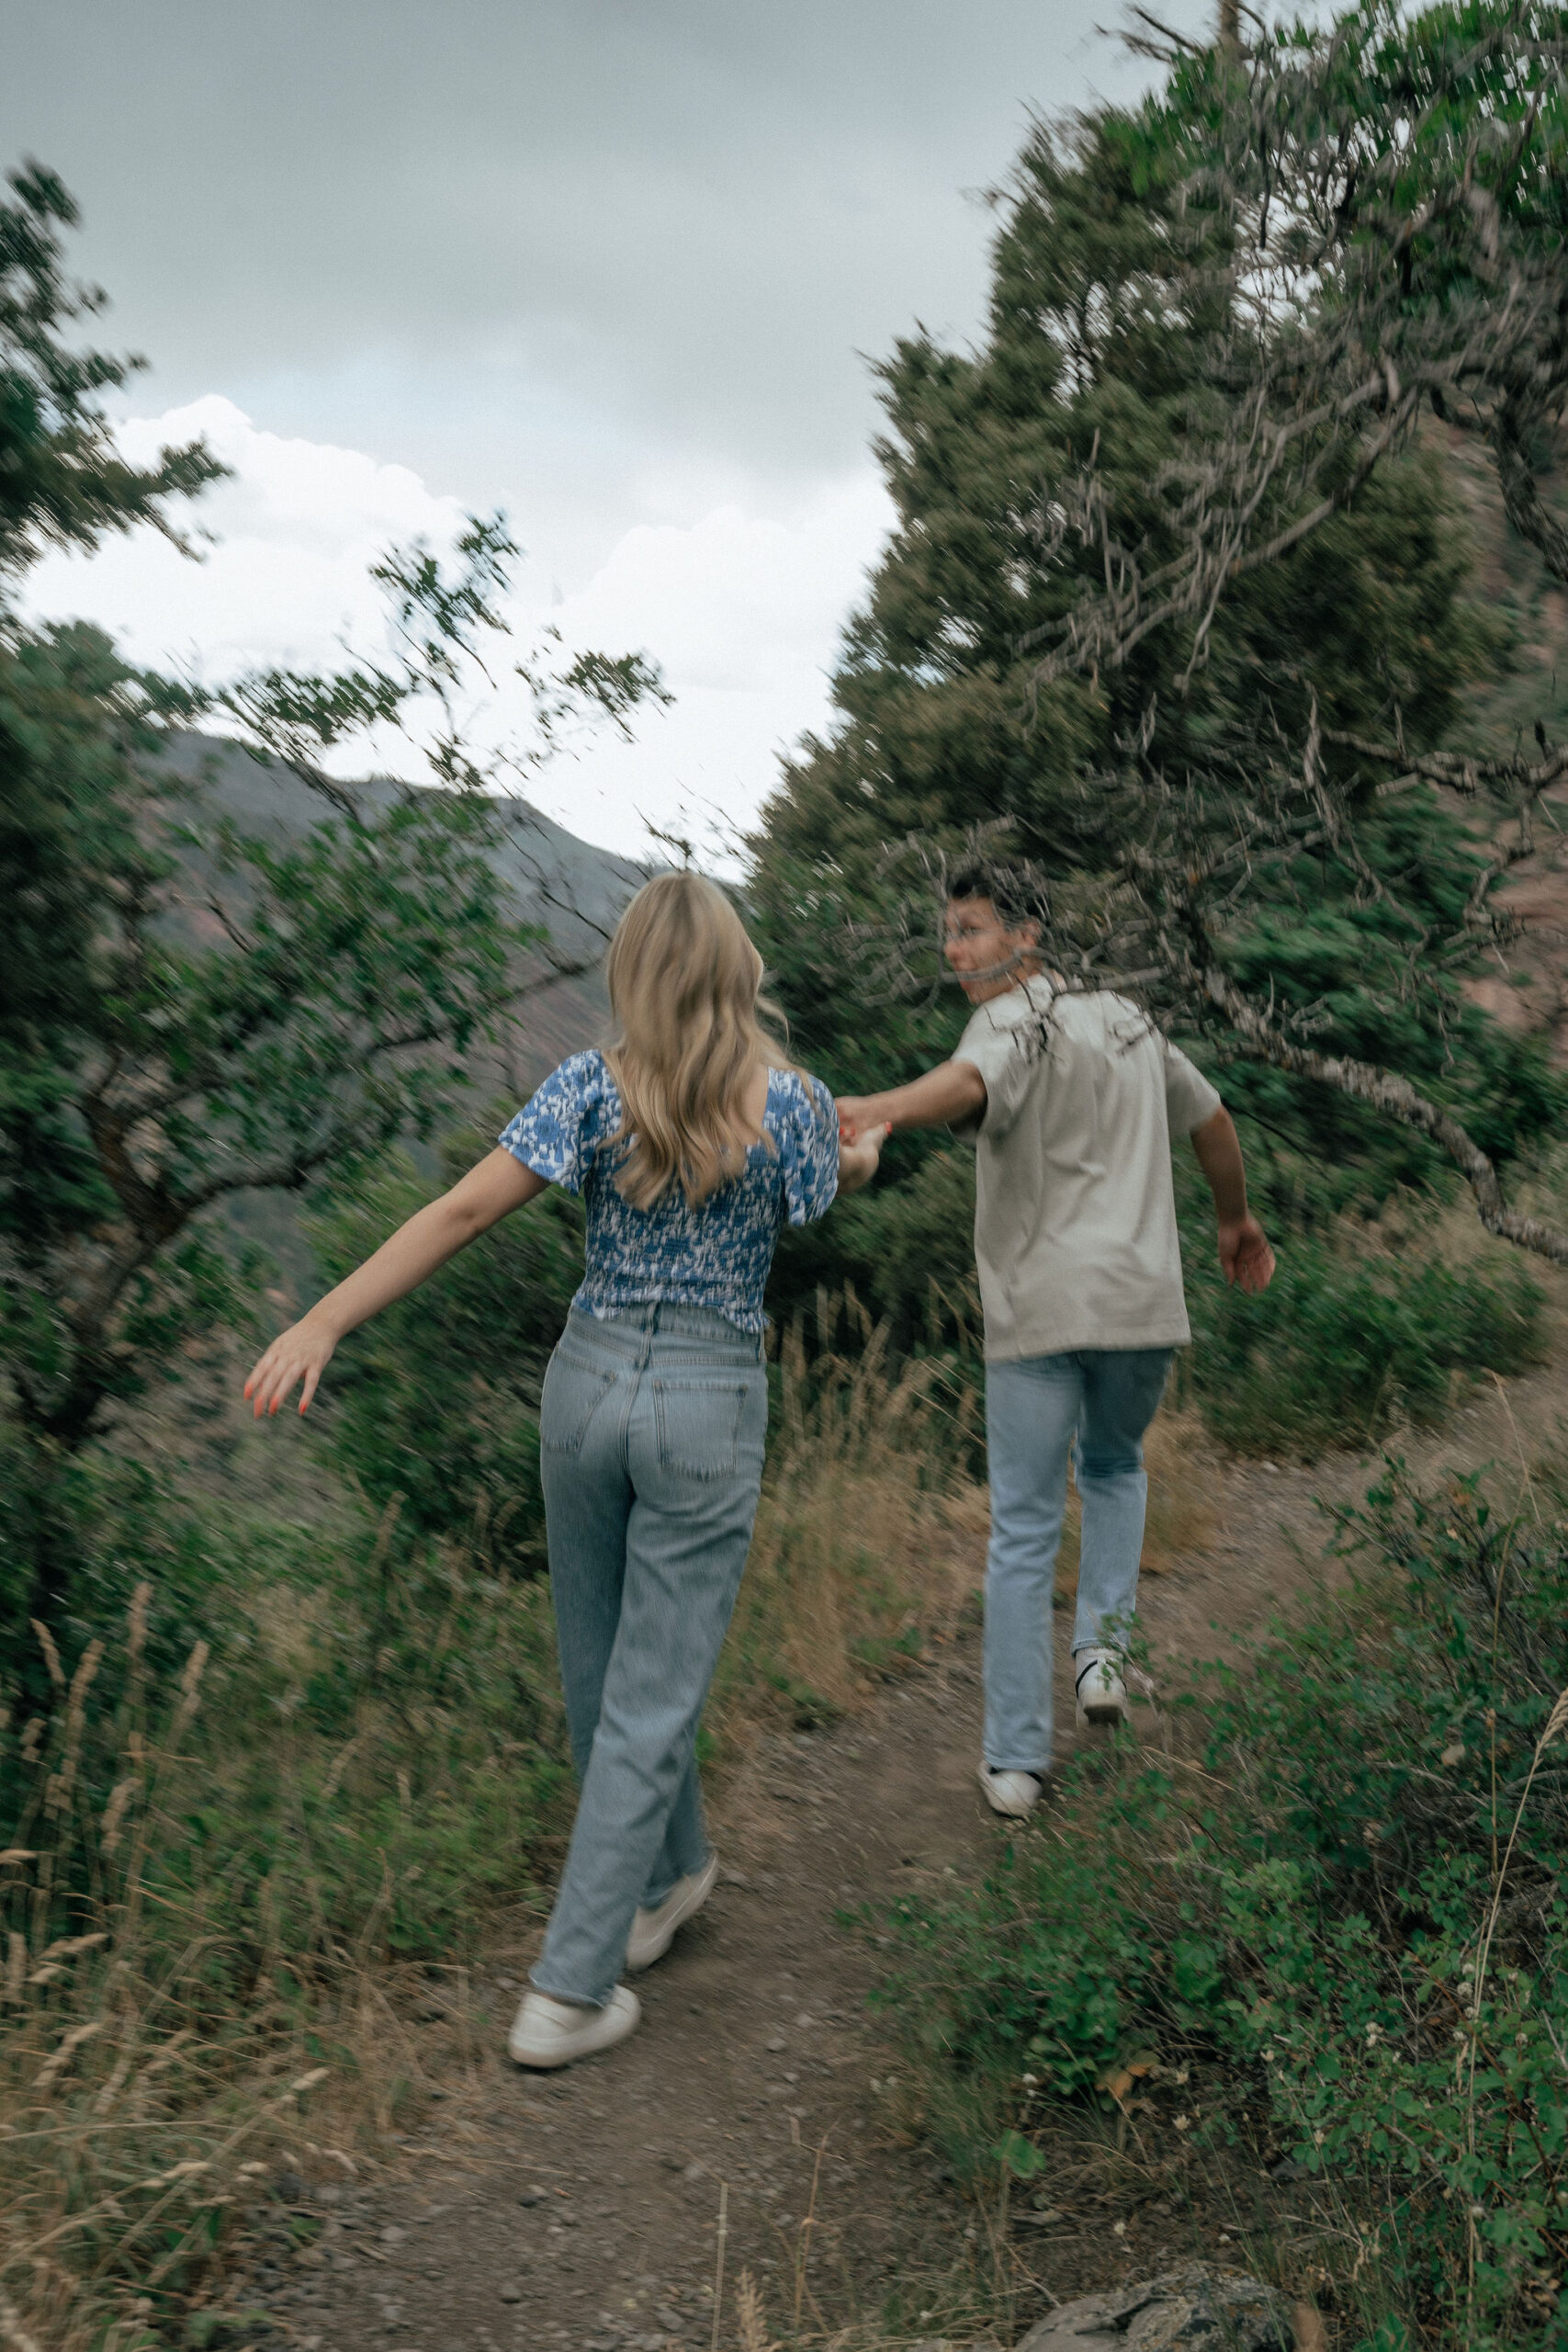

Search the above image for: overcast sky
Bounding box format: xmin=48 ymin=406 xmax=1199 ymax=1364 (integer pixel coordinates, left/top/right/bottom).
xmin=3 ymin=0 xmax=1213 ymax=857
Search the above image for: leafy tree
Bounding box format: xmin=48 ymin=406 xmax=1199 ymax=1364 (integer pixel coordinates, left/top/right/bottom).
xmin=0 ymin=164 xmax=660 ymax=1640
xmin=309 ymin=1123 xmax=585 ymax=1579
xmin=750 ymin=0 xmax=1568 ymax=1275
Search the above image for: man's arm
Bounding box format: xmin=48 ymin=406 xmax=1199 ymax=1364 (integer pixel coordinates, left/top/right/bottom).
xmin=837 ymin=1061 xmax=987 ymax=1142
xmin=1190 ymin=1106 xmax=1275 ymax=1294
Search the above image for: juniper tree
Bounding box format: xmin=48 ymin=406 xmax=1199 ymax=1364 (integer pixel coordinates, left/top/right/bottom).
xmin=749 ymin=0 xmax=1568 ymax=1275
xmin=0 ymin=165 xmax=661 ymax=1634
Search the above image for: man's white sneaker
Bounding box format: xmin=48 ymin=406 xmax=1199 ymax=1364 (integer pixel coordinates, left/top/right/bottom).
xmin=508 ymin=1985 xmax=640 ymax=2070
xmin=1075 ymin=1647 xmax=1130 ymax=1728
xmin=978 ymin=1764 xmax=1043 ymax=1819
xmin=626 ymin=1850 xmax=720 ymax=1973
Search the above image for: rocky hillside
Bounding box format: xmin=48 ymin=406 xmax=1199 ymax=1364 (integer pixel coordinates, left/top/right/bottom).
xmin=160 ymin=729 xmax=645 ymax=1101
xmin=157 ymin=732 xmax=648 ymax=1306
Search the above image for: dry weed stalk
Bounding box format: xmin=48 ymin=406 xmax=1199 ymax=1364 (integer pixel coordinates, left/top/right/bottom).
xmin=0 ymin=1596 xmax=354 ymax=2349
xmin=735 ymin=2267 xmax=775 ymax=2352
xmin=721 ymin=1295 xmax=983 ymax=1743
xmin=709 ymin=2180 xmax=729 ymax=2352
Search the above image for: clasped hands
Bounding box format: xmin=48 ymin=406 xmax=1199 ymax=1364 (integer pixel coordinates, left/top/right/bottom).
xmin=836 ymin=1096 xmax=884 ymax=1147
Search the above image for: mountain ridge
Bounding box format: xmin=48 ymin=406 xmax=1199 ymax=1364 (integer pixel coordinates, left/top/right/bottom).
xmin=159 ymin=729 xmax=646 ymax=1100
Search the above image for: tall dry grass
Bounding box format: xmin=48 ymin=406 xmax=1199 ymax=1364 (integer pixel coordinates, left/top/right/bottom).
xmin=0 ymin=1548 xmax=565 ymax=2350
xmin=0 ymin=1592 xmax=331 ymax=2350
xmin=1 ymin=1289 xmax=1216 ymax=2346
xmin=712 ymin=1291 xmax=988 ymax=1744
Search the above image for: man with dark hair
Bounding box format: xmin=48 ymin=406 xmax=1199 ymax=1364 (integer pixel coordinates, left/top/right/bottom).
xmin=943 ymin=857 xmax=1049 ymax=936
xmin=838 ymin=872 xmax=1274 ymax=1817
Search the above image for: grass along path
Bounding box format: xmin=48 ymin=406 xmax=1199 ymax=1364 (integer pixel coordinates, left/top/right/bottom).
xmin=223 ymin=1278 xmax=1568 ymax=2352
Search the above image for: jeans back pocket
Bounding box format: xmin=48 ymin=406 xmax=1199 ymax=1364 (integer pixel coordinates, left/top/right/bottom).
xmin=652 ymin=1375 xmax=756 ymax=1479
xmin=540 ymin=1351 xmax=617 ymax=1454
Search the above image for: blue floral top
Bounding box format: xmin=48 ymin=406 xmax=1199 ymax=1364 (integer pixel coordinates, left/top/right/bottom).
xmin=499 ymin=1049 xmax=839 ymax=1333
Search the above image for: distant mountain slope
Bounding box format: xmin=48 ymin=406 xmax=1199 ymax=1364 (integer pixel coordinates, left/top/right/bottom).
xmin=156 ymin=733 xmax=649 ymax=1309
xmin=159 ymin=730 xmax=647 ymax=1101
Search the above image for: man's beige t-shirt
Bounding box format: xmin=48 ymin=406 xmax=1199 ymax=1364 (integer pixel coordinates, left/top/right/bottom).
xmin=953 ymin=977 xmax=1222 ymax=1363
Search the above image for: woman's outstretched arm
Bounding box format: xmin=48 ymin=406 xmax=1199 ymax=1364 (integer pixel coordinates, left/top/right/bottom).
xmin=243 ymin=1148 xmax=547 ymax=1418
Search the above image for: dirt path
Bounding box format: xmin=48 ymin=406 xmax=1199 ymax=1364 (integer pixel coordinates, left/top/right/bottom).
xmin=244 ymin=1320 xmax=1567 ymax=2352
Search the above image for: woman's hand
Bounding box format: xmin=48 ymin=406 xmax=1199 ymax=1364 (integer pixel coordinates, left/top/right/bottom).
xmin=243 ymin=1315 xmax=339 ymax=1419
xmin=837 ymin=1121 xmax=889 ymax=1194
xmin=836 ymin=1094 xmax=880 ymax=1146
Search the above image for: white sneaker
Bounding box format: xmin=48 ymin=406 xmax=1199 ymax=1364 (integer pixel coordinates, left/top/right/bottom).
xmin=977 ymin=1764 xmax=1043 ymax=1818
xmin=507 ymin=1985 xmax=641 ymax=2069
xmin=626 ymin=1851 xmax=721 ymax=1973
xmin=1075 ymin=1647 xmax=1130 ymax=1728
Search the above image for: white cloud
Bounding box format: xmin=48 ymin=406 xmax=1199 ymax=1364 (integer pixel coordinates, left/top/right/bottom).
xmin=22 ymin=398 xmax=888 ymax=864
xmin=536 ymin=480 xmax=888 ymax=858
xmin=27 ymin=398 xmax=467 ymax=677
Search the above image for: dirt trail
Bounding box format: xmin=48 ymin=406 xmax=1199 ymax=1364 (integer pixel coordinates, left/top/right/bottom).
xmin=249 ymin=1318 xmax=1567 ymax=2352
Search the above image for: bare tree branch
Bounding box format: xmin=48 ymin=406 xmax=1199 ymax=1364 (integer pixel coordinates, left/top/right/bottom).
xmin=1204 ymin=967 xmax=1568 ymax=1264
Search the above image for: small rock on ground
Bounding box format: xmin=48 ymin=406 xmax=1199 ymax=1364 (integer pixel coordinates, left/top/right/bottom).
xmin=1015 ymin=2267 xmax=1292 ymax=2352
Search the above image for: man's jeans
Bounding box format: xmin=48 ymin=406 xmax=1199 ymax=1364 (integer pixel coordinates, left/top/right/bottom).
xmin=531 ymin=1305 xmax=768 ymax=2007
xmin=983 ymin=1347 xmax=1174 ymax=1776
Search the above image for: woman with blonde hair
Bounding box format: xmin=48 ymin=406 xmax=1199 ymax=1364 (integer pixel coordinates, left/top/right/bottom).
xmin=243 ymin=872 xmax=885 ymax=2068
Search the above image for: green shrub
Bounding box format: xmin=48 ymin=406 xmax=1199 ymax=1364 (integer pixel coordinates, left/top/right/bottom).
xmin=309 ymin=1122 xmax=585 ymax=1575
xmin=0 ymin=1433 xmax=236 ymax=1708
xmin=1180 ymin=1215 xmax=1544 ymax=1457
xmin=877 ymin=1471 xmax=1568 ymax=2347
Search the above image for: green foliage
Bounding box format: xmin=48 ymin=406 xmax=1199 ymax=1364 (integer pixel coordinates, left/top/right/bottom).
xmin=879 ymin=1471 xmax=1568 ymax=2344
xmin=0 ymin=1431 xmax=233 ymax=1687
xmin=748 ymin=0 xmax=1566 ymax=1374
xmin=310 ymin=1125 xmax=585 ymax=1574
xmin=750 ymin=94 xmax=1503 ymax=1069
xmin=0 ymin=165 xmax=658 ymax=1640
xmin=1179 ymin=1212 xmax=1545 ymax=1456
xmin=0 ymin=164 xmax=223 ymax=576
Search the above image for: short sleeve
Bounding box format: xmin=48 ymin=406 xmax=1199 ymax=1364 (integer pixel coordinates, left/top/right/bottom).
xmin=1163 ymin=1042 xmax=1223 ymax=1136
xmin=776 ymin=1073 xmax=840 ymax=1227
xmin=953 ymin=1000 xmax=1046 ymax=1145
xmin=499 ymin=1052 xmax=604 ymax=1195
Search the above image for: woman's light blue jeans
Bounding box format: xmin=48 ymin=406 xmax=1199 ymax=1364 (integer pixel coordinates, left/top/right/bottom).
xmin=531 ymin=1304 xmax=769 ymax=2008
xmin=983 ymin=1347 xmax=1174 ymax=1777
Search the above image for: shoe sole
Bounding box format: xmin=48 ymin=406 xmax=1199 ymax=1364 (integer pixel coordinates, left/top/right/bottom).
xmin=508 ymin=1992 xmax=640 ymax=2069
xmin=626 ymin=1851 xmax=721 ymax=1973
xmin=1076 ymin=1697 xmax=1130 ymax=1729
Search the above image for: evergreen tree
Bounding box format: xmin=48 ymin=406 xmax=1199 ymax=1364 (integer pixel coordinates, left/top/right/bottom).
xmin=750 ymin=1 xmax=1567 ymax=1298
xmin=0 ymin=166 xmax=659 ymax=1641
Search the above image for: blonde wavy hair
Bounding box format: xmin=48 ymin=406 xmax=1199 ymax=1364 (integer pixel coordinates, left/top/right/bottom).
xmin=604 ymin=871 xmax=795 ymax=1211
